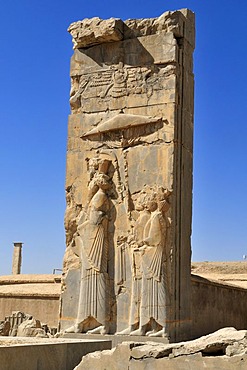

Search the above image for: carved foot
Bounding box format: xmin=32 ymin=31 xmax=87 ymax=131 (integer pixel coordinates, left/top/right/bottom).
xmin=145 ymin=329 xmax=156 ymax=336
xmin=64 ymin=324 xmax=81 ymax=333
xmin=116 ymin=327 xmax=132 ymax=335
xmin=148 ymin=327 xmax=166 ymax=337
xmin=87 ymin=325 xmax=107 ymax=335
xmin=130 ymin=327 xmax=146 ymax=336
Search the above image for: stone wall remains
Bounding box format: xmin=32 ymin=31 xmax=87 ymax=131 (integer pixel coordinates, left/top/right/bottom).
xmin=0 ymin=275 xmax=61 ymax=328
xmin=191 ymin=274 xmax=247 ymax=339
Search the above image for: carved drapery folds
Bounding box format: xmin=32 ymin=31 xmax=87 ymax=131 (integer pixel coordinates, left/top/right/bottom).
xmin=117 ymin=186 xmax=171 ymax=337
xmin=60 ymin=9 xmax=194 ymax=342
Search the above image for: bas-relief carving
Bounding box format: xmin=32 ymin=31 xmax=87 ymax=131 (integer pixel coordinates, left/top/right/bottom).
xmin=81 ymin=113 xmax=165 ymax=151
xmin=64 ymin=114 xmax=172 ymax=335
xmin=65 ymin=79 xmax=173 ymax=335
xmin=63 ymin=188 xmax=81 ymax=272
xmin=69 ymin=63 xmax=176 ymax=114
xmin=62 ymin=9 xmax=194 ymax=340
xmin=82 ymin=114 xmax=170 ymax=219
xmin=65 ymin=31 xmax=174 ymax=335
xmin=117 ymin=186 xmax=172 ymax=337
xmin=65 ymin=157 xmax=116 ymax=334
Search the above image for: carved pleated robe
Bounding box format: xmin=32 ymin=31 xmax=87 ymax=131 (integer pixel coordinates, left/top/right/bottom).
xmin=76 ymin=188 xmax=109 ymax=328
xmin=140 ymin=210 xmax=167 ymax=327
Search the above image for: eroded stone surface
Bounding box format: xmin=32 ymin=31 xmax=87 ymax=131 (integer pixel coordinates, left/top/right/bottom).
xmin=0 ymin=321 xmax=10 ymax=336
xmin=17 ymin=316 xmax=48 ymax=338
xmin=68 ymin=17 xmax=124 ymax=49
xmin=68 ymin=9 xmax=195 ymax=49
xmin=74 ymin=328 xmax=247 ymax=370
xmin=2 ymin=311 xmax=49 ymax=338
xmin=61 ymin=9 xmax=195 ymax=342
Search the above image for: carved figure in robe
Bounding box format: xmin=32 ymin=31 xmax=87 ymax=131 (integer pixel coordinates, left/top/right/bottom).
xmin=118 ymin=187 xmax=170 ymax=337
xmin=65 ymin=159 xmax=112 ymax=334
xmin=69 ymin=75 xmax=89 ymax=112
xmin=63 ymin=187 xmax=82 ymax=272
xmin=116 ymin=190 xmax=151 ymax=334
xmin=130 ymin=189 xmax=170 ymax=337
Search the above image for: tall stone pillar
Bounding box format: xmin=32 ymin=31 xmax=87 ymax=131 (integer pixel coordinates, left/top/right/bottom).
xmin=12 ymin=242 xmax=23 ymax=275
xmin=60 ymin=9 xmax=195 ymax=342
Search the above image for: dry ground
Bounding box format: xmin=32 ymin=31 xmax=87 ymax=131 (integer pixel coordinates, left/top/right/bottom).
xmin=192 ymin=261 xmax=247 ymax=288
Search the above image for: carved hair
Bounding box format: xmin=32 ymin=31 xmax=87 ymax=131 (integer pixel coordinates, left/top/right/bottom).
xmin=92 ymin=173 xmax=111 ymax=187
xmin=136 ymin=185 xmax=171 ymax=210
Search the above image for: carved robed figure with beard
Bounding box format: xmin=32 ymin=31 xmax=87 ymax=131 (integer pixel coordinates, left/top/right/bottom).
xmin=66 ymin=159 xmax=112 ymax=334
xmin=118 ymin=186 xmax=171 ymax=337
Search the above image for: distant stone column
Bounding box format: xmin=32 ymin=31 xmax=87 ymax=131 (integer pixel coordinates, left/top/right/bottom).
xmin=12 ymin=242 xmax=23 ymax=274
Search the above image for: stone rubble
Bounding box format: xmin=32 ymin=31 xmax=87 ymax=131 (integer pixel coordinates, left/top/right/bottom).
xmin=74 ymin=328 xmax=247 ymax=369
xmin=17 ymin=316 xmax=48 ymax=338
xmin=0 ymin=311 xmax=50 ymax=338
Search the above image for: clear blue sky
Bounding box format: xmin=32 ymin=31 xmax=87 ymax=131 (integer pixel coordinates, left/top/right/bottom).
xmin=0 ymin=0 xmax=247 ymax=275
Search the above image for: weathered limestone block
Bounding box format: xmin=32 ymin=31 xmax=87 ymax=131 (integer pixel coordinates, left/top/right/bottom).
xmin=68 ymin=17 xmax=124 ymax=49
xmin=60 ymin=8 xmax=195 ymax=342
xmin=3 ymin=311 xmax=48 ymax=338
xmin=74 ymin=342 xmax=142 ymax=370
xmin=17 ymin=316 xmax=48 ymax=337
xmin=5 ymin=311 xmax=27 ymax=336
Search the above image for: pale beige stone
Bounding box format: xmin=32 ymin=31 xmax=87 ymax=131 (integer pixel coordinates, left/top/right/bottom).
xmin=12 ymin=242 xmax=22 ymax=275
xmin=75 ymin=328 xmax=247 ymax=370
xmin=68 ymin=17 xmax=124 ymax=49
xmin=60 ymin=8 xmax=195 ymax=342
xmin=0 ymin=337 xmax=111 ymax=370
xmin=17 ymin=317 xmax=48 ymax=338
xmin=0 ymin=275 xmax=61 ymax=328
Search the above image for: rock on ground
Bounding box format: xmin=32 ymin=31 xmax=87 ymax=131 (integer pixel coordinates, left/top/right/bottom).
xmin=74 ymin=327 xmax=247 ymax=370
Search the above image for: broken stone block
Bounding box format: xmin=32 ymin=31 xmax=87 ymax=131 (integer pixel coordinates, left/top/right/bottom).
xmin=17 ymin=317 xmax=48 ymax=338
xmin=74 ymin=328 xmax=247 ymax=369
xmin=68 ymin=17 xmax=124 ymax=49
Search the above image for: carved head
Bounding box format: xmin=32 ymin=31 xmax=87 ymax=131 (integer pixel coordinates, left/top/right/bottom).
xmin=156 ymin=188 xmax=171 ymax=212
xmin=135 ymin=191 xmax=149 ymax=211
xmin=135 ymin=189 xmax=157 ymax=212
xmin=88 ymin=158 xmax=99 ymax=180
xmin=136 ymin=185 xmax=171 ymax=213
xmin=98 ymin=159 xmax=111 ymax=175
xmin=92 ymin=173 xmax=111 ymax=191
xmin=146 ymin=195 xmax=158 ymax=212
